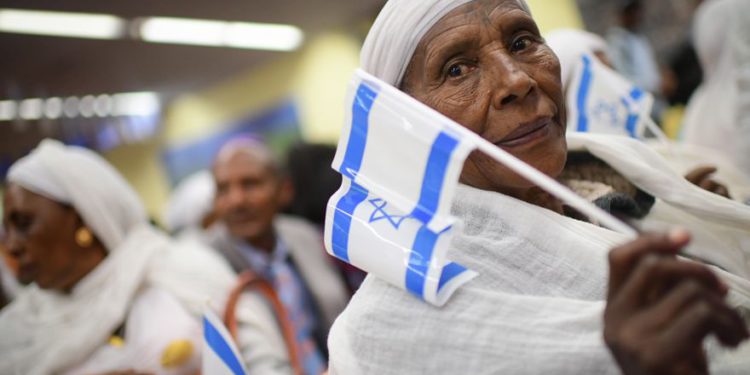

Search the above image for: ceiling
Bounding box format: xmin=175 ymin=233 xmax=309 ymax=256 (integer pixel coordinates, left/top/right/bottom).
xmin=0 ymin=0 xmax=384 ymax=160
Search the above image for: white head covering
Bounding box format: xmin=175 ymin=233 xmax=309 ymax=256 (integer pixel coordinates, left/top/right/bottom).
xmin=0 ymin=139 xmax=236 ymax=375
xmin=163 ymin=170 xmax=215 ymax=233
xmin=681 ymin=0 xmax=750 ymax=178
xmin=546 ymin=28 xmax=610 ymax=91
xmin=7 ymin=139 xmax=147 ymax=251
xmin=361 ymin=0 xmax=532 ymax=87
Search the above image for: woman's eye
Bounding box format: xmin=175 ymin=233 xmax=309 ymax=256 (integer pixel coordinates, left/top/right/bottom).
xmin=511 ymin=36 xmax=533 ymax=52
xmin=447 ymin=64 xmax=464 ymax=78
xmin=12 ymin=216 xmax=32 ymax=233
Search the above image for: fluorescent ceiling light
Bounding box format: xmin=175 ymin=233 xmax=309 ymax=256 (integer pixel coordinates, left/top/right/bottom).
xmin=0 ymin=9 xmax=125 ymax=39
xmin=140 ymin=17 xmax=303 ymax=51
xmin=112 ymin=92 xmax=160 ymax=116
xmin=19 ymin=98 xmax=43 ymax=120
xmin=44 ymin=97 xmax=63 ymax=119
xmin=0 ymin=100 xmax=16 ymax=121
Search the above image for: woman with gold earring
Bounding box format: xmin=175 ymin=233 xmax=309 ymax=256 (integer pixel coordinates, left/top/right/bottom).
xmin=0 ymin=139 xmax=240 ymax=375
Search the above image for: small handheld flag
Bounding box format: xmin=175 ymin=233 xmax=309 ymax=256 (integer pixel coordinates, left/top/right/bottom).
xmin=567 ymin=53 xmax=666 ymax=142
xmin=325 ymin=69 xmax=638 ymax=306
xmin=202 ymin=308 xmax=247 ymax=375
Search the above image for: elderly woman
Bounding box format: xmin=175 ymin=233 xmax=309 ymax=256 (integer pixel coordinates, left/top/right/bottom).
xmin=0 ymin=140 xmax=262 ymax=374
xmin=328 ymin=1 xmax=750 ymax=374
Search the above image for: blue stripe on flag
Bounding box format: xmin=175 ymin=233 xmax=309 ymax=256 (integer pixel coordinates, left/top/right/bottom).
xmin=339 ymin=83 xmax=378 ymax=179
xmin=411 ymin=132 xmax=460 ymax=223
xmin=331 ymin=82 xmax=379 ymax=262
xmin=622 ymin=88 xmax=645 ymax=138
xmin=203 ymin=317 xmax=246 ymax=375
xmin=438 ymin=262 xmax=468 ymax=292
xmin=576 ymin=55 xmax=593 ymax=133
xmin=331 ymin=182 xmax=369 ymax=262
xmin=406 ymin=226 xmax=441 ymax=297
xmin=629 ymin=87 xmax=644 ymax=101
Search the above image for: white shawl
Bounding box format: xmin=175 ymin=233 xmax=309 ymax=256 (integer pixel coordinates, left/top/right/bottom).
xmin=329 ymin=133 xmax=750 ymax=374
xmin=0 ymin=140 xmax=236 ymax=375
xmin=682 ymin=0 xmax=750 ymax=178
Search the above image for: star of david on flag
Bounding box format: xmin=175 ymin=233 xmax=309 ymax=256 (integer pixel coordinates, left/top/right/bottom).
xmin=324 ymin=70 xmax=478 ymax=306
xmin=567 ymin=53 xmax=655 ymax=139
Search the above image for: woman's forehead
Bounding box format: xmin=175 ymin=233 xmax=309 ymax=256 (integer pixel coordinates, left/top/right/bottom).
xmin=420 ymin=2 xmax=534 ymax=51
xmin=4 ymin=183 xmax=61 ymax=212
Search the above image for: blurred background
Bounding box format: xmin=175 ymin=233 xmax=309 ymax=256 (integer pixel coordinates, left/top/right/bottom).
xmin=0 ymin=0 xmax=701 ymax=222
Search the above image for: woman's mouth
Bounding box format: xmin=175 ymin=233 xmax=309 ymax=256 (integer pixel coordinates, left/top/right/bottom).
xmin=495 ymin=117 xmax=555 ymax=148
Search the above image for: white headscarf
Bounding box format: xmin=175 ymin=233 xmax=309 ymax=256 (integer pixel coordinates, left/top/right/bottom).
xmin=7 ymin=139 xmax=146 ymax=251
xmin=0 ymin=139 xmax=236 ymax=375
xmin=681 ymin=0 xmax=750 ymax=178
xmin=163 ymin=170 xmax=215 ymax=234
xmin=361 ymin=0 xmax=531 ymax=87
xmin=546 ymin=28 xmax=610 ymax=91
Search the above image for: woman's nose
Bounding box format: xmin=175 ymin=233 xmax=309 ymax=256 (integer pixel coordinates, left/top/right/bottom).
xmin=487 ymin=53 xmax=535 ymax=109
xmin=4 ymin=230 xmax=24 ymax=259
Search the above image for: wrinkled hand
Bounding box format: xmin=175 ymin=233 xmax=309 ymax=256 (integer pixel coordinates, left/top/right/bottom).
xmin=685 ymin=166 xmax=731 ymax=199
xmin=604 ymin=231 xmax=748 ymax=375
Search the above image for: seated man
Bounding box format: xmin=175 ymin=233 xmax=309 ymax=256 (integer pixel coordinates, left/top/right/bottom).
xmin=206 ymin=138 xmax=348 ymax=374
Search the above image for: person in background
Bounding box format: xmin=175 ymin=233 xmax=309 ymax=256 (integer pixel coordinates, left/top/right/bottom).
xmin=546 ymin=27 xmax=736 ymax=200
xmin=0 ymin=139 xmax=240 ymax=375
xmin=285 ymin=143 xmax=366 ymax=292
xmin=545 ymin=28 xmax=613 ymax=91
xmin=0 ymin=225 xmax=20 ymax=309
xmin=163 ymin=169 xmax=218 ymax=239
xmin=206 ymin=137 xmax=348 ymax=375
xmin=606 ymin=0 xmax=661 ymax=96
xmin=665 ymin=0 xmax=705 ymax=106
xmin=682 ymin=0 xmax=750 ymax=182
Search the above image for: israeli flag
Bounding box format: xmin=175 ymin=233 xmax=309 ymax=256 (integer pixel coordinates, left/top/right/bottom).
xmin=567 ymin=53 xmax=654 ymax=139
xmin=202 ymin=308 xmax=247 ymax=375
xmin=325 ymin=69 xmax=478 ymax=306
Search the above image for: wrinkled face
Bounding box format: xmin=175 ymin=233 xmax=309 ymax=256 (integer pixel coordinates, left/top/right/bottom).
xmin=401 ymin=0 xmax=567 ymax=198
xmin=213 ymin=151 xmax=287 ymax=244
xmin=2 ymin=184 xmax=100 ymax=290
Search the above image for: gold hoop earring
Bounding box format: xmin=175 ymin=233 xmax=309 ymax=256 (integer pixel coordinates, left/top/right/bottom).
xmin=75 ymin=227 xmax=93 ymax=248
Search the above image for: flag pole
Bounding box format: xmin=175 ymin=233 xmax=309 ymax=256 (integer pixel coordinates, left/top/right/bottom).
xmin=475 ymin=139 xmax=638 ymax=237
xmin=449 ymin=126 xmax=639 ymax=238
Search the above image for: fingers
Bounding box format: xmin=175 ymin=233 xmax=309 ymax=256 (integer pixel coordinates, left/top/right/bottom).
xmin=660 ymin=293 xmax=748 ymax=349
xmin=685 ymin=166 xmax=732 ymax=198
xmin=714 ymin=184 xmax=730 ymax=198
xmin=610 ymin=257 xmax=726 ymax=316
xmin=685 ymin=166 xmax=717 ymax=184
xmin=607 ymin=230 xmax=691 ymax=300
xmin=698 ymin=178 xmax=719 ymax=193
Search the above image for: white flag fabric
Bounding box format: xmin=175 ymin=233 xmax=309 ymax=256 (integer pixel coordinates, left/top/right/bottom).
xmin=202 ymin=308 xmax=247 ymax=375
xmin=325 ymin=69 xmax=477 ymax=306
xmin=567 ymin=53 xmax=654 ymax=139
